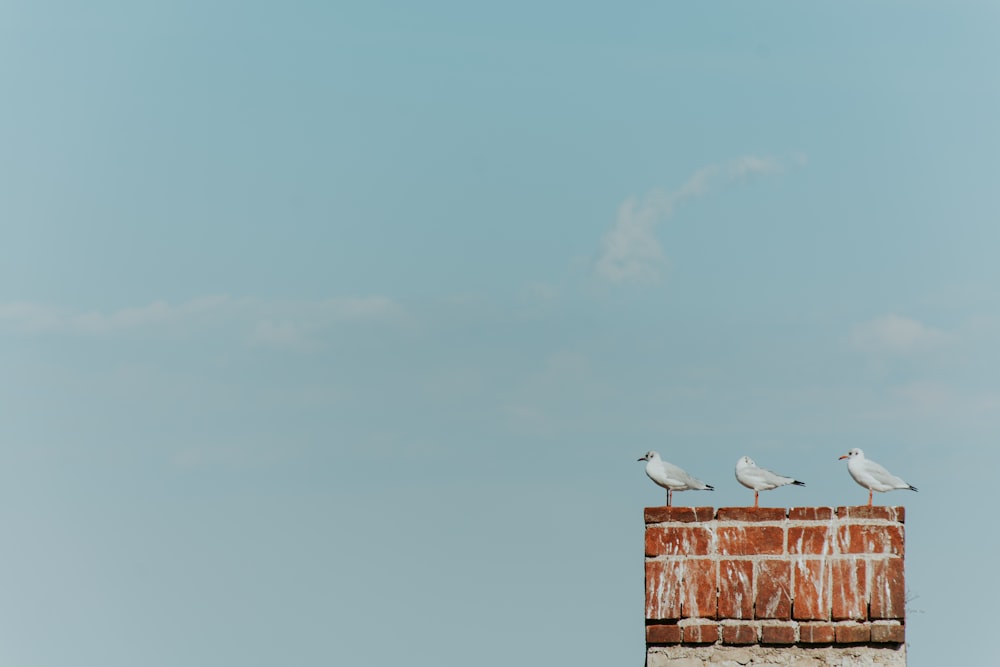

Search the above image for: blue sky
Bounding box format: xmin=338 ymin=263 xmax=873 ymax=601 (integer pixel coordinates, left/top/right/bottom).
xmin=1 ymin=2 xmax=997 ymax=665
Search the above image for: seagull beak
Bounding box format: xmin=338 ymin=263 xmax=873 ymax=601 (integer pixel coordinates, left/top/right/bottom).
xmin=637 ymin=457 xmax=645 ymax=461
xmin=838 ymin=455 xmax=848 ymax=460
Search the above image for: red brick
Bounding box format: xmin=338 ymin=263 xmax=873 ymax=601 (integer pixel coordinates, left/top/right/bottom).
xmin=870 ymin=622 xmax=905 ymax=644
xmin=835 ymin=623 xmax=871 ymax=644
xmin=721 ymin=623 xmax=758 ymax=645
xmin=693 ymin=507 xmax=715 ymax=522
xmin=792 ymin=559 xmax=829 ymax=620
xmin=645 ymin=527 xmax=713 ymax=557
xmin=760 ymin=623 xmax=796 ymax=644
xmin=717 ymin=507 xmax=786 ymax=521
xmin=681 ymin=621 xmax=719 ymax=644
xmin=645 ymin=506 xmax=715 ymax=523
xmin=789 ymin=507 xmax=834 ymax=521
xmin=645 ymin=623 xmax=681 ymax=644
xmin=755 ymin=560 xmax=792 ymax=619
xmin=682 ymin=559 xmax=718 ymax=619
xmin=718 ymin=526 xmax=784 ymax=555
xmin=870 ymin=558 xmax=905 ymax=619
xmin=831 ymin=558 xmax=867 ymax=620
xmin=837 ymin=524 xmax=904 ymax=556
xmin=719 ymin=560 xmax=753 ymax=619
xmin=645 ymin=561 xmax=682 ymax=619
xmin=836 ymin=506 xmax=905 ymax=523
xmin=788 ymin=524 xmax=836 ymax=555
xmin=799 ymin=622 xmax=835 ymax=644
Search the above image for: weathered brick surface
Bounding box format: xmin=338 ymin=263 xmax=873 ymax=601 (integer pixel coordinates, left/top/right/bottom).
xmin=645 ymin=506 xmax=715 ymax=524
xmin=682 ymin=559 xmax=718 ymax=619
xmin=788 ymin=524 xmax=835 ymax=555
xmin=646 ymin=560 xmax=682 ymax=619
xmin=721 ymin=623 xmax=758 ymax=645
xmin=760 ymin=623 xmax=796 ymax=644
xmin=798 ymin=622 xmax=835 ymax=644
xmin=789 ymin=507 xmax=834 ymax=521
xmin=718 ymin=560 xmax=753 ymax=619
xmin=717 ymin=507 xmax=786 ymax=522
xmin=870 ymin=558 xmax=906 ymax=619
xmin=646 ymin=623 xmax=681 ymax=644
xmin=643 ymin=505 xmax=908 ymax=649
xmin=870 ymin=622 xmax=906 ymax=644
xmin=792 ymin=559 xmax=828 ymax=620
xmin=718 ymin=526 xmax=784 ymax=555
xmin=754 ymin=560 xmax=791 ymax=619
xmin=835 ymin=623 xmax=871 ymax=644
xmin=837 ymin=524 xmax=904 ymax=556
xmin=645 ymin=527 xmax=713 ymax=556
xmin=681 ymin=621 xmax=719 ymax=644
xmin=830 ymin=558 xmax=867 ymax=620
xmin=836 ymin=505 xmax=905 ymax=523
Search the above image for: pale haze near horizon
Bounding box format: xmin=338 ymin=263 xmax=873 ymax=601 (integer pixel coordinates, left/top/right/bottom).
xmin=0 ymin=2 xmax=997 ymax=665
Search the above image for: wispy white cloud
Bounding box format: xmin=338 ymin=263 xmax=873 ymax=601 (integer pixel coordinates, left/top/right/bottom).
xmin=861 ymin=381 xmax=1000 ymax=435
xmin=524 ymin=282 xmax=559 ymax=301
xmin=594 ymin=195 xmax=668 ymax=284
xmin=0 ymin=302 xmax=65 ymax=334
xmin=851 ymin=314 xmax=952 ymax=354
xmin=316 ymin=296 xmax=404 ymax=322
xmin=0 ymin=295 xmax=405 ymax=347
xmin=0 ymin=296 xmax=229 ymax=335
xmin=249 ymin=320 xmax=303 ymax=348
xmin=731 ymin=154 xmax=789 ymax=178
xmin=245 ymin=297 xmax=406 ymax=349
xmin=595 ymin=155 xmax=794 ymax=284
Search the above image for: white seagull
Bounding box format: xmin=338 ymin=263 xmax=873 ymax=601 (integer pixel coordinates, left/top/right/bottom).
xmin=735 ymin=456 xmax=805 ymax=508
xmin=839 ymin=448 xmax=918 ymax=506
xmin=637 ymin=451 xmax=714 ymax=507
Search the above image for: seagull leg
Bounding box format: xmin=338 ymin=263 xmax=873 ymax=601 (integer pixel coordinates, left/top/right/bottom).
xmin=753 ymin=491 xmax=759 ymax=509
xmin=868 ymin=489 xmax=873 ymax=507
xmin=667 ymin=490 xmax=672 ymax=507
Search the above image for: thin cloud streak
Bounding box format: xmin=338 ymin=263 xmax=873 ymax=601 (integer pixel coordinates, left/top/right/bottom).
xmin=851 ymin=313 xmax=952 ymax=354
xmin=0 ymin=295 xmax=405 ymax=346
xmin=595 ymin=155 xmax=794 ymax=284
xmin=0 ymin=296 xmax=228 ymax=335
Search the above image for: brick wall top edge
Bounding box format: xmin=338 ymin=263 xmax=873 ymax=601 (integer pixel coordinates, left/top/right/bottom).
xmin=717 ymin=507 xmax=785 ymax=521
xmin=644 ymin=507 xmax=714 ymax=523
xmin=789 ymin=507 xmax=834 ymax=521
xmin=644 ymin=506 xmax=905 ymax=524
xmin=837 ymin=506 xmax=905 ymax=523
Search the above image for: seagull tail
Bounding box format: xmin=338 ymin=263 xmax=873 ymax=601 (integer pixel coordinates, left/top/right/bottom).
xmin=908 ymin=484 xmax=918 ymax=492
xmin=705 ymin=484 xmax=715 ymax=491
xmin=791 ymin=480 xmax=806 ymax=486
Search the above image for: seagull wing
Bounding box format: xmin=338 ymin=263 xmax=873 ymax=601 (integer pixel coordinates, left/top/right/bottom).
xmin=664 ymin=462 xmax=712 ymax=490
xmin=762 ymin=466 xmax=804 ymax=487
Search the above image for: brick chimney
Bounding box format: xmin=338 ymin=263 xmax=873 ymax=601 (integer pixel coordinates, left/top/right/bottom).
xmin=643 ymin=506 xmax=907 ymax=666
